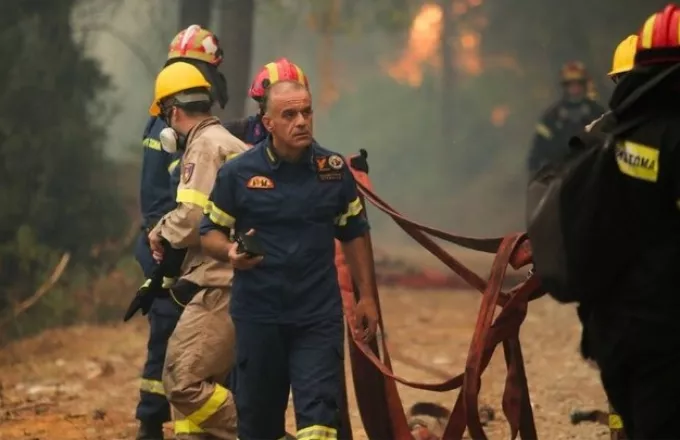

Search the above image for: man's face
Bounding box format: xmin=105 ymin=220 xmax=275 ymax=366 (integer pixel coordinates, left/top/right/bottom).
xmin=564 ymin=81 xmax=586 ymax=102
xmin=263 ymin=88 xmax=313 ymax=149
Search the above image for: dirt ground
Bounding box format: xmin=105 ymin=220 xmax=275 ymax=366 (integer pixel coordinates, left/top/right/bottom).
xmin=0 ymin=285 xmax=610 ymax=440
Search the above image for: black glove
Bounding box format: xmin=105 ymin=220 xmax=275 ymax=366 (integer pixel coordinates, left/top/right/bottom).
xmin=349 ymin=148 xmax=369 ymax=173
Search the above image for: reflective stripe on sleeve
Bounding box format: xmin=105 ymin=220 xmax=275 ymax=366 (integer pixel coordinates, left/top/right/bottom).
xmin=204 ymin=201 xmax=236 ymax=228
xmin=143 ymin=137 xmax=162 ymax=151
xmin=168 ymin=159 xmax=180 ymax=173
xmin=176 ymin=189 xmax=209 ymax=208
xmin=334 ymin=197 xmax=363 ymax=227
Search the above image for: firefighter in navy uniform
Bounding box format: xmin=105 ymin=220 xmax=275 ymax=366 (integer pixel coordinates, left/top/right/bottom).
xmin=527 ymin=61 xmax=605 ymax=175
xmin=134 ymin=24 xmax=229 ymax=440
xmin=585 ymin=5 xmax=680 ymax=438
xmin=199 ymin=80 xmax=380 ymax=440
xmin=223 ymin=58 xmax=309 ymax=146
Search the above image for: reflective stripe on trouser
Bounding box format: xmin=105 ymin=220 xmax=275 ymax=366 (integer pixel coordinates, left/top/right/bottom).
xmin=163 ymin=287 xmax=237 ymax=440
xmin=296 ymin=425 xmax=337 ymax=439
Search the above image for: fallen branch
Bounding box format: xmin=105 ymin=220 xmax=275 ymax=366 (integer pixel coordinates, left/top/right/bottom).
xmin=0 ymin=253 xmax=71 ymax=331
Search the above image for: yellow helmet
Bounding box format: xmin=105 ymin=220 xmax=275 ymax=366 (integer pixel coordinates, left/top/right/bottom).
xmin=608 ymin=35 xmax=638 ymax=77
xmin=149 ymin=62 xmax=211 ymax=116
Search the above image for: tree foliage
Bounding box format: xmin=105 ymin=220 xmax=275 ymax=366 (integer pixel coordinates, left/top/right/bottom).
xmin=0 ymin=1 xmax=126 ymax=318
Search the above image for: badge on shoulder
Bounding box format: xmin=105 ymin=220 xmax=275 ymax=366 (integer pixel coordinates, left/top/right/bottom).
xmin=235 ymin=232 xmax=265 ymax=258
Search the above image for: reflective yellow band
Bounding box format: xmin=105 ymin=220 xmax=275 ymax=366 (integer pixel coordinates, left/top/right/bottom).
xmin=141 ymin=277 xmax=175 ymax=289
xmin=186 ymin=384 xmax=229 ymax=427
xmin=140 ymin=379 xmax=165 ymax=396
xmin=608 ymin=413 xmax=623 ymax=429
xmin=204 ymin=201 xmax=236 ymax=228
xmin=176 ymin=188 xmax=210 ymax=208
xmin=143 ymin=137 xmax=162 ymax=151
xmin=615 ymin=140 xmax=659 ymax=183
xmin=535 ymin=123 xmax=552 ymax=139
xmin=335 ymin=197 xmax=363 ymax=226
xmin=174 ymin=419 xmax=205 ymax=434
xmin=297 ymin=425 xmax=337 ymax=440
xmin=168 ymin=158 xmax=180 ymax=173
xmin=226 ymin=152 xmax=241 ymax=161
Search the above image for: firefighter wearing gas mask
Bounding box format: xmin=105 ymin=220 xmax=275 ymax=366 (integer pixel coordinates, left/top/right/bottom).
xmin=527 ymin=61 xmax=605 ymax=176
xmin=133 ymin=24 xmax=229 ymax=440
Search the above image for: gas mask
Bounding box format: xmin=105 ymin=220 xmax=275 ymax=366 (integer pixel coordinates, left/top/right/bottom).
xmin=159 ymin=127 xmax=187 ymax=153
xmin=158 ymin=106 xmax=187 ymax=154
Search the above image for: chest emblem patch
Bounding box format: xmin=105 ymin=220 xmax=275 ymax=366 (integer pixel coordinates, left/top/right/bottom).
xmin=246 ymin=175 xmax=275 ymax=189
xmin=328 ymin=154 xmax=344 ymax=170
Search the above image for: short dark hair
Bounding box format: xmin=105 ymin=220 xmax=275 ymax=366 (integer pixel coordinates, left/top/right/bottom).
xmin=261 ymin=80 xmax=308 ymax=114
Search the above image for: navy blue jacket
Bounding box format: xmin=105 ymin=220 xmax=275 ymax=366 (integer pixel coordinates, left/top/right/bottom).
xmin=200 ymin=140 xmax=369 ymax=324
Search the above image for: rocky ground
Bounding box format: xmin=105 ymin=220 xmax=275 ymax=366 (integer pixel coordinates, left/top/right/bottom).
xmin=0 ymin=284 xmax=610 ymax=440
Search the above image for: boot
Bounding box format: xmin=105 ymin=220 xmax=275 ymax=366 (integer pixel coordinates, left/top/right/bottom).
xmin=136 ymin=421 xmax=165 ymax=440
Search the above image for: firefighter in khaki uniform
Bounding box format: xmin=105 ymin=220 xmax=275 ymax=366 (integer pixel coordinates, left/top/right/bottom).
xmin=146 ymin=61 xmax=248 ymax=440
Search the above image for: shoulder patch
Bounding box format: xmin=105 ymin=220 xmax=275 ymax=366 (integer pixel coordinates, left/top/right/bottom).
xmin=182 ymin=163 xmax=195 ymax=183
xmin=328 ymin=154 xmax=344 ymax=170
xmin=246 ymin=175 xmax=275 ymax=189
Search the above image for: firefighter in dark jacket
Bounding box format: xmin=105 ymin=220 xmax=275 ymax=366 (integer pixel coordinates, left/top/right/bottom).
xmin=527 ymin=61 xmax=606 ymax=175
xmin=585 ymin=5 xmax=680 ymax=438
xmin=134 ymin=24 xmax=228 ymax=440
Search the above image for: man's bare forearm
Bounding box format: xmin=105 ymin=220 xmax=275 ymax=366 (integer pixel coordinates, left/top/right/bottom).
xmin=200 ymin=230 xmax=233 ymax=263
xmin=341 ymin=232 xmax=377 ymax=300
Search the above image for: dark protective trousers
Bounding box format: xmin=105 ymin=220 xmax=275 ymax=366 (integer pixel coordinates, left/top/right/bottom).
xmin=234 ymin=317 xmax=345 ymax=440
xmin=134 ymin=232 xmax=237 ymax=425
xmin=588 ymin=311 xmax=680 ymax=439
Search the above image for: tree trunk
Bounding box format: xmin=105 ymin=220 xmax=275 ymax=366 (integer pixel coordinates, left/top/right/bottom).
xmin=317 ymin=0 xmax=341 ymax=110
xmin=179 ymin=0 xmax=213 ymax=28
xmin=215 ymin=0 xmax=255 ymax=120
xmin=439 ymin=0 xmax=455 ymax=145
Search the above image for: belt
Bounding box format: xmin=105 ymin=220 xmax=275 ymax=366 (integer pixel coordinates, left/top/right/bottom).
xmin=168 ymin=280 xmax=202 ymax=308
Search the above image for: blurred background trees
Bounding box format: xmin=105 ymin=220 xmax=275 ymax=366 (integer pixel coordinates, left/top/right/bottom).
xmin=0 ymin=0 xmax=668 ymax=339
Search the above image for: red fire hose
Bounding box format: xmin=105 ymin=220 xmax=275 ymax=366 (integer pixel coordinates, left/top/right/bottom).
xmin=343 ymin=159 xmax=543 ymax=440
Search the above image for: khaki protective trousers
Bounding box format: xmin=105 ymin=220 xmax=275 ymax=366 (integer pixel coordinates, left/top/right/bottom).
xmin=162 ymin=287 xmax=237 ymax=440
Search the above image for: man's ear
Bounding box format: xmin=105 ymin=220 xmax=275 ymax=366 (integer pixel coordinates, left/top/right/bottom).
xmin=262 ymin=114 xmax=274 ymax=133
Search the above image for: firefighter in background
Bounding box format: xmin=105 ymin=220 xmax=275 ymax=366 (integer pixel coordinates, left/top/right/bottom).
xmin=134 ymin=24 xmax=228 ymax=440
xmin=223 ymin=57 xmax=310 ymax=146
xmin=527 ymin=61 xmax=606 ymax=175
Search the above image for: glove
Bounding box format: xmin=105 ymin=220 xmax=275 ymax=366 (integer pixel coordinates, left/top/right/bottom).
xmin=349 ymin=148 xmax=369 ymax=173
xmin=123 ymin=278 xmax=173 ymax=322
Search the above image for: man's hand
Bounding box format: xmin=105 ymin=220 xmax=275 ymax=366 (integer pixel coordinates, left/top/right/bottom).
xmin=228 ymin=229 xmax=263 ymax=270
xmin=353 ymin=297 xmax=378 ymax=342
xmin=148 ymin=229 xmax=164 ymax=262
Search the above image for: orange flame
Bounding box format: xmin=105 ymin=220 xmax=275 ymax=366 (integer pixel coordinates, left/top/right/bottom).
xmin=387 ymin=1 xmax=485 ymax=86
xmin=386 ymin=4 xmax=443 ymax=87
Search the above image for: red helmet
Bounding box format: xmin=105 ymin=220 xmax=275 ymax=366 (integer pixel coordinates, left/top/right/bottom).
xmin=248 ymin=58 xmax=309 ymax=101
xmin=635 ymin=4 xmax=680 ymax=65
xmin=560 ymin=61 xmax=588 ymax=83
xmin=167 ymin=25 xmax=223 ymax=66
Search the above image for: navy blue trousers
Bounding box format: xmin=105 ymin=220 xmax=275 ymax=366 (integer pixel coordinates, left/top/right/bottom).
xmin=234 ymin=317 xmax=344 ymax=440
